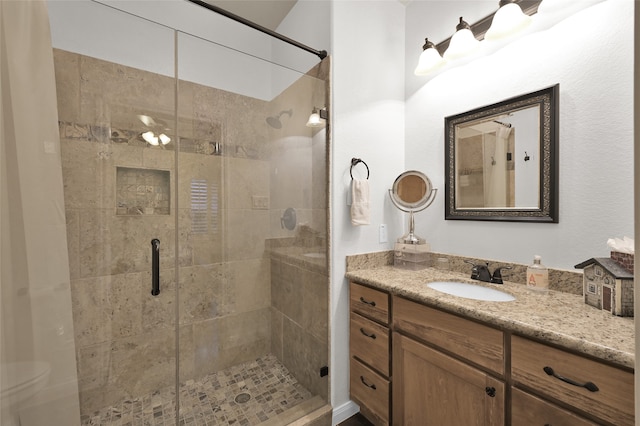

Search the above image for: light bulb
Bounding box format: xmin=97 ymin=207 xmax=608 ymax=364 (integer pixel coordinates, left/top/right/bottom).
xmin=443 ymin=17 xmax=480 ymax=61
xmin=485 ymin=2 xmax=532 ymax=40
xmin=159 ymin=133 xmax=171 ymax=145
xmin=414 ymin=38 xmax=445 ymax=76
xmin=306 ymin=112 xmax=321 ymax=127
xmin=142 ymin=131 xmax=159 ymax=146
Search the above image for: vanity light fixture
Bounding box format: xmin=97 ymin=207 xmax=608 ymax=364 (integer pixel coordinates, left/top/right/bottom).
xmin=306 ymin=107 xmax=327 ymax=128
xmin=485 ymin=0 xmax=532 ymax=40
xmin=443 ymin=17 xmax=480 ymax=61
xmin=414 ymin=0 xmax=545 ymax=78
xmin=414 ymin=38 xmax=445 ymax=76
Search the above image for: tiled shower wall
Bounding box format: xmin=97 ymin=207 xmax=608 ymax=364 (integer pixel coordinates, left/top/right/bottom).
xmin=53 ymin=49 xmax=296 ymax=415
xmin=270 ymin=252 xmax=329 ymax=400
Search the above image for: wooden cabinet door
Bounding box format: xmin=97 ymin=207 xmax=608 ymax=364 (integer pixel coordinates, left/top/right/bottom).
xmin=393 ymin=332 xmax=504 ymax=426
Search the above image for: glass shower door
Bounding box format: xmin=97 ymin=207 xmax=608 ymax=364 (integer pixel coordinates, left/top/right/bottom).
xmin=175 ymin=29 xmax=330 ymax=425
xmin=49 ymin=2 xmax=181 ymax=424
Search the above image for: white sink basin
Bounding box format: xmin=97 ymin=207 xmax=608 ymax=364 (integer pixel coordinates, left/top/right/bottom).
xmin=427 ymin=281 xmax=516 ymax=302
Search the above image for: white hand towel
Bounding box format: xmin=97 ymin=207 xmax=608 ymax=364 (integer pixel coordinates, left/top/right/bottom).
xmin=351 ymin=179 xmax=370 ymax=226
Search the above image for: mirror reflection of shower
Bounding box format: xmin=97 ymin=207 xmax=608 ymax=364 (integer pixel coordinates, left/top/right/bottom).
xmin=266 ymin=109 xmax=292 ymax=129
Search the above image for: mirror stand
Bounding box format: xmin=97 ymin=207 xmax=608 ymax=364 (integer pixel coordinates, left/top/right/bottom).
xmin=402 ymin=210 xmax=424 ymax=244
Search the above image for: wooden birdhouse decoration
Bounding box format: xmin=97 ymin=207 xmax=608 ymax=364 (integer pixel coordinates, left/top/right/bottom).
xmin=575 ymin=252 xmax=634 ymax=317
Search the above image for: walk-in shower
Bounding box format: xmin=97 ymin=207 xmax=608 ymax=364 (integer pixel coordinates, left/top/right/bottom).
xmin=1 ymin=1 xmax=330 ymax=425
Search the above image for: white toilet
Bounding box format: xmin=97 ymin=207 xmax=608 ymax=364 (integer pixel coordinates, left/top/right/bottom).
xmin=1 ymin=361 xmax=50 ymax=426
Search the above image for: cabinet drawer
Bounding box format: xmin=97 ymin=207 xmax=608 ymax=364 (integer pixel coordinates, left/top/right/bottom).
xmin=350 ymin=358 xmax=389 ymax=426
xmin=512 ymin=387 xmax=598 ymax=426
xmin=350 ymin=312 xmax=390 ymax=376
xmin=350 ymin=282 xmax=389 ymax=325
xmin=512 ymin=335 xmax=634 ymax=426
xmin=393 ymin=296 xmax=504 ymax=375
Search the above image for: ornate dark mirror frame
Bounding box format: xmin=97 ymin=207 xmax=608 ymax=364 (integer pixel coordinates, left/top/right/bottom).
xmin=444 ymin=84 xmax=559 ymax=223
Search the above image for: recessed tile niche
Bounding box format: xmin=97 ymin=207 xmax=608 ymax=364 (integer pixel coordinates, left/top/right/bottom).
xmin=116 ymin=167 xmax=170 ymax=215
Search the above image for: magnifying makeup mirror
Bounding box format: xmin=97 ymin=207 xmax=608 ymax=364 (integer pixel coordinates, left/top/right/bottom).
xmin=389 ymin=170 xmax=437 ymax=244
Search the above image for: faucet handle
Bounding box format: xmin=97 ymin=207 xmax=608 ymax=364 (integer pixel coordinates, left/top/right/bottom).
xmin=491 ymin=266 xmax=513 ymax=284
xmin=464 ymin=260 xmax=480 ymax=280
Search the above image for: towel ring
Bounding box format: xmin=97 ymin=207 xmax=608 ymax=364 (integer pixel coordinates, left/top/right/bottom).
xmin=350 ymin=158 xmax=369 ymax=180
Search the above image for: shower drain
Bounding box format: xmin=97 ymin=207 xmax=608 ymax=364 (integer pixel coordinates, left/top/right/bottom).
xmin=234 ymin=392 xmax=251 ymax=404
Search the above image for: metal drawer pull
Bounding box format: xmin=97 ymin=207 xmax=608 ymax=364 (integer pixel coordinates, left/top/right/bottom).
xmin=359 ymin=296 xmax=376 ymax=307
xmin=359 ymin=327 xmax=376 ymax=339
xmin=485 ymin=386 xmax=496 ymax=397
xmin=543 ymin=366 xmax=599 ymax=392
xmin=360 ymin=375 xmax=377 ymax=390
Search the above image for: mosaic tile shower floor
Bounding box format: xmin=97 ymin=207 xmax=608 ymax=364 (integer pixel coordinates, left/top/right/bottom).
xmin=81 ymin=354 xmax=313 ymax=426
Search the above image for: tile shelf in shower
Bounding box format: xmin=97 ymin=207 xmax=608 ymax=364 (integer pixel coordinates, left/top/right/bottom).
xmin=115 ymin=166 xmax=170 ymax=216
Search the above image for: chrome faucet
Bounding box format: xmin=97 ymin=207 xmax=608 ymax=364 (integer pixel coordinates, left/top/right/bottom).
xmin=464 ymin=261 xmax=512 ymax=284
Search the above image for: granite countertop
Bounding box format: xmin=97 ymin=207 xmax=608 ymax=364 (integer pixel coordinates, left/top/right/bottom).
xmin=346 ymin=266 xmax=635 ymax=369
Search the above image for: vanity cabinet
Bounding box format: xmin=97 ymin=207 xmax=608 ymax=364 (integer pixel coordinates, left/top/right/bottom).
xmin=349 ymin=282 xmax=391 ymax=426
xmin=348 ymin=281 xmax=634 ymax=426
xmin=511 ymin=335 xmax=634 ymax=426
xmin=392 ymin=296 xmax=505 ymax=425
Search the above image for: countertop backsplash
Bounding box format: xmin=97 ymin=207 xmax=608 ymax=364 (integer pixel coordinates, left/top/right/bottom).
xmin=346 ymin=250 xmax=583 ymax=295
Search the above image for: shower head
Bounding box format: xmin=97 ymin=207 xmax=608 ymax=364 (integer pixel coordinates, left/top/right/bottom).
xmin=266 ymin=109 xmax=293 ymax=129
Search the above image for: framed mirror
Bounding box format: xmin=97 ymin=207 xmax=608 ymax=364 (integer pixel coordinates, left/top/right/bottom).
xmin=444 ymin=84 xmax=559 ymax=222
xmin=389 ymin=170 xmax=437 ymax=243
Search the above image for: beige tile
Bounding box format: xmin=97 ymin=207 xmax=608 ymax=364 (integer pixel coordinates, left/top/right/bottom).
xmin=269 ymin=144 xmax=312 ymax=209
xmin=78 ymin=55 xmax=174 ymax=129
xmin=109 ymin=272 xmax=143 ymax=338
xmin=70 ymin=276 xmax=112 ymax=347
xmin=142 ymin=147 xmax=175 ymax=170
xmin=192 ymin=309 xmax=270 ymax=376
xmin=60 ymin=140 xmax=118 ymax=210
xmin=226 ymin=157 xmax=269 ymax=210
xmin=190 ymin=233 xmax=225 ymax=265
xmin=108 ymin=327 xmax=176 ymax=399
xmin=301 ymin=268 xmax=329 ymax=343
xmin=273 ymin=261 xmax=303 ymax=324
xmin=179 ymin=263 xmax=228 ymax=324
xmin=282 ymin=318 xmax=328 ymax=398
xmin=178 ymin=324 xmax=195 ymax=383
xmin=142 ymin=269 xmax=177 ymax=332
xmin=53 ymin=49 xmax=80 ymax=123
xmin=229 ymin=258 xmax=270 ymax=313
xmin=76 ymin=341 xmax=110 ymax=396
xmin=225 ymin=209 xmax=268 ymax=261
xmin=270 ymin=307 xmax=283 ymax=362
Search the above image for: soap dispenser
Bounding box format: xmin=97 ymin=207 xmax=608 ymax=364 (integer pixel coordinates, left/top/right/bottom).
xmin=526 ymin=255 xmax=549 ymax=292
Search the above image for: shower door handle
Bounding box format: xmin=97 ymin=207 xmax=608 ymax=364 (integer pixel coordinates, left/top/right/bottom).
xmin=151 ymin=239 xmax=160 ymax=296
